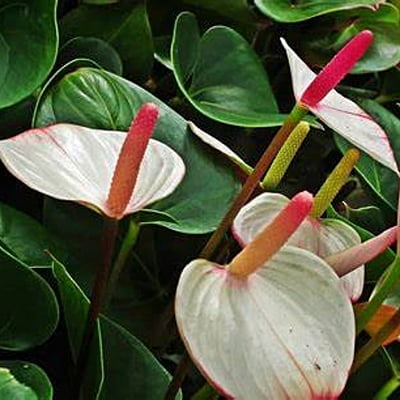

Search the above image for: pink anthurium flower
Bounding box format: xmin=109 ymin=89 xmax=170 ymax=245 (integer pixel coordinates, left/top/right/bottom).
xmin=0 ymin=103 xmax=185 ymax=219
xmin=281 ymin=31 xmax=399 ymax=175
xmin=233 ymin=193 xmax=397 ymax=302
xmin=176 ymin=191 xmax=356 ymax=400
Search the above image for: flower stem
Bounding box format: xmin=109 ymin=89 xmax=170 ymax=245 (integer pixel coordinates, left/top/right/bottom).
xmin=199 ymin=103 xmax=307 ymax=260
xmin=74 ymin=217 xmax=119 ymax=397
xmin=373 ymin=376 xmax=400 ymax=400
xmin=352 ymin=305 xmax=400 ymax=373
xmin=104 ymin=219 xmax=140 ymax=309
xmin=356 ymin=256 xmax=400 ymax=335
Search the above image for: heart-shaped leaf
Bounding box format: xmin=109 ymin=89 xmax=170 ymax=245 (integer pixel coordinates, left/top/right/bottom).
xmin=0 ymin=361 xmax=53 ymax=400
xmin=171 ymin=12 xmax=287 ymax=127
xmin=60 ymin=2 xmax=153 ymax=81
xmin=181 ymin=0 xmax=254 ymax=24
xmin=53 ymin=258 xmax=181 ymax=400
xmin=34 ymin=67 xmax=240 ymax=234
xmin=58 ymin=37 xmax=123 ymax=75
xmin=0 ymin=201 xmax=67 ymax=265
xmin=254 ymin=0 xmax=383 ymax=23
xmin=0 ymin=367 xmax=38 ymax=400
xmin=0 ymin=0 xmax=58 ymax=108
xmin=0 ymin=249 xmax=59 ymax=351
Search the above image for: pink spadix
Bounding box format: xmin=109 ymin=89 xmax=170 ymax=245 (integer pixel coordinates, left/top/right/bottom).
xmin=106 ymin=103 xmax=159 ymax=219
xmin=300 ymin=30 xmax=373 ymax=107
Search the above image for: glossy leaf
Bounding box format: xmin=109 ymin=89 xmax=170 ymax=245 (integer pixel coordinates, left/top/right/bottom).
xmin=0 ymin=368 xmax=37 ymax=400
xmin=334 ymin=99 xmax=400 ymax=212
xmin=176 ymin=248 xmax=355 ymax=399
xmin=0 ymin=0 xmax=58 ymax=108
xmin=34 ymin=67 xmax=240 ymax=233
xmin=0 ymin=250 xmax=59 ymax=351
xmin=282 ymin=38 xmax=399 ymax=174
xmin=52 ymin=259 xmax=104 ymax=400
xmin=181 ymin=0 xmax=254 ymax=24
xmin=58 ymin=37 xmax=123 ymax=75
xmin=0 ymin=361 xmax=53 ymax=400
xmin=171 ymin=12 xmax=286 ymax=127
xmin=53 ymin=259 xmax=181 ymax=400
xmin=332 ymin=7 xmax=400 ymax=74
xmin=233 ymin=192 xmax=364 ymax=300
xmin=60 ymin=2 xmax=153 ymax=81
xmin=0 ymin=201 xmax=67 ymax=265
xmin=254 ymin=0 xmax=383 ymax=23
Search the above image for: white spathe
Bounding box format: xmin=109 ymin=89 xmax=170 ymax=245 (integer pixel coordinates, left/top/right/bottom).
xmin=281 ymin=38 xmax=399 ymax=175
xmin=176 ymin=247 xmax=355 ymax=400
xmin=0 ymin=124 xmax=185 ymax=218
xmin=233 ymin=193 xmax=363 ymax=301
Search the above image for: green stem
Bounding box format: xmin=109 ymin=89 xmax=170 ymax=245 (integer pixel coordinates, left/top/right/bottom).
xmin=199 ymin=103 xmax=308 ymax=260
xmin=356 ymin=256 xmax=400 ymax=335
xmin=373 ymin=376 xmax=400 ymax=400
xmin=74 ymin=217 xmax=119 ymax=397
xmin=164 ymin=103 xmax=308 ymax=400
xmin=104 ymin=219 xmax=140 ymax=309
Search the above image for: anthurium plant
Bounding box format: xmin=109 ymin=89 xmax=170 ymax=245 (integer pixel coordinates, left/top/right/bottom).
xmin=2 ymin=1 xmax=400 ymax=399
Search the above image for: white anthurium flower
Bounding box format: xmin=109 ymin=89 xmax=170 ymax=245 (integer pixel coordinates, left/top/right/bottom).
xmin=233 ymin=192 xmax=363 ymax=301
xmin=0 ymin=104 xmax=185 ymax=220
xmin=281 ymin=35 xmax=399 ymax=175
xmin=176 ymin=191 xmax=355 ymax=400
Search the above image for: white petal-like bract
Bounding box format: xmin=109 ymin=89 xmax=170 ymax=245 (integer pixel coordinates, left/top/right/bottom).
xmin=281 ymin=38 xmax=399 ymax=175
xmin=233 ymin=193 xmax=364 ymax=301
xmin=0 ymin=124 xmax=185 ymax=217
xmin=176 ymin=248 xmax=355 ymax=400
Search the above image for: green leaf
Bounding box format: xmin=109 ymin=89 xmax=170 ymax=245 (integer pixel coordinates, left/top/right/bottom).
xmin=181 ymin=0 xmax=254 ymax=24
xmin=60 ymin=2 xmax=153 ymax=81
xmin=0 ymin=250 xmax=59 ymax=351
xmin=0 ymin=361 xmax=53 ymax=400
xmin=34 ymin=67 xmax=240 ymax=234
xmin=100 ymin=317 xmax=181 ymax=400
xmin=254 ymin=0 xmax=382 ymax=23
xmin=341 ymin=348 xmax=392 ymax=399
xmin=0 ymin=202 xmax=68 ymax=266
xmin=171 ymin=12 xmax=285 ymax=127
xmin=83 ymin=0 xmax=118 ymax=4
xmin=58 ymin=37 xmax=123 ymax=75
xmin=0 ymin=367 xmax=38 ymax=400
xmin=334 ymin=11 xmax=400 ymax=74
xmin=0 ymin=0 xmax=58 ymax=108
xmin=52 ymin=259 xmax=103 ymax=400
xmin=52 ymin=258 xmax=181 ymax=400
xmin=334 ymin=99 xmax=399 ymax=213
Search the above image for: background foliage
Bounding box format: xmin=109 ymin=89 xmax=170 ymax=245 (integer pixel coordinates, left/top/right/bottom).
xmin=1 ymin=0 xmax=400 ymax=398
